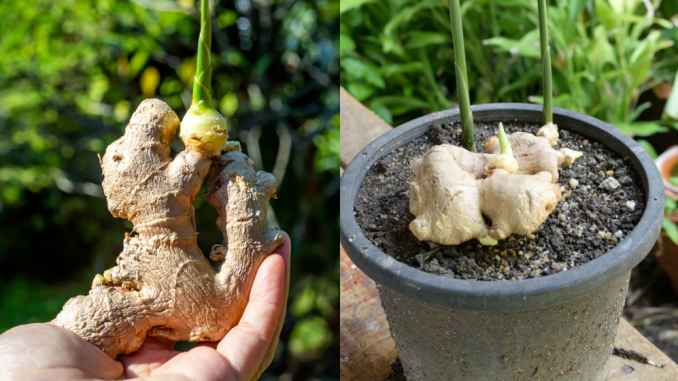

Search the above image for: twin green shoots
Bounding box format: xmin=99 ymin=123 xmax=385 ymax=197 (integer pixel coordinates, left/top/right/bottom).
xmin=180 ymin=0 xmax=229 ymax=157
xmin=447 ymin=0 xmax=553 ymax=150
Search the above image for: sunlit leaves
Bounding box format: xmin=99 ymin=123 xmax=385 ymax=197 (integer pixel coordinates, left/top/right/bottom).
xmin=340 ymin=0 xmax=374 ymax=14
xmin=484 ymin=30 xmax=540 ymax=59
xmin=664 ymin=71 xmax=678 ymax=120
xmin=289 ymin=316 xmax=333 ymax=361
xmin=616 ymin=122 xmax=667 ymax=137
xmin=313 ymin=115 xmax=340 ymax=174
xmin=663 ymin=218 xmax=678 ymax=245
xmin=219 ymin=93 xmax=239 ymax=117
xmin=140 ymin=67 xmax=160 ymax=97
xmin=341 ymin=0 xmax=677 ymax=130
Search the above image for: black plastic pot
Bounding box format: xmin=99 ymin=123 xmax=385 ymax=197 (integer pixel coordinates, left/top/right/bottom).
xmin=340 ymin=104 xmax=664 ymax=381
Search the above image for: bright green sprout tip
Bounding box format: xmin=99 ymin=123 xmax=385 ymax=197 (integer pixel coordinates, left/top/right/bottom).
xmin=497 ymin=122 xmax=513 ymax=157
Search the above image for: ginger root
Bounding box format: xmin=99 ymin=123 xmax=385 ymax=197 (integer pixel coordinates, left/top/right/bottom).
xmin=409 ymin=123 xmax=580 ymax=245
xmin=53 ymin=99 xmax=283 ymax=358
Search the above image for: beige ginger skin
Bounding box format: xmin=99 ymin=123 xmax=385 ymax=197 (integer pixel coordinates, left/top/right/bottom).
xmin=53 ymin=99 xmax=283 ymax=358
xmin=409 ymin=124 xmax=581 ymax=245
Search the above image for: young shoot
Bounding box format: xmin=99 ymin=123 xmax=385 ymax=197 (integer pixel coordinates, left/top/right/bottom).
xmin=448 ymin=0 xmax=475 ymax=152
xmin=497 ymin=122 xmax=512 ymax=157
xmin=180 ymin=0 xmax=228 ymax=157
xmin=487 ymin=122 xmax=518 ymax=174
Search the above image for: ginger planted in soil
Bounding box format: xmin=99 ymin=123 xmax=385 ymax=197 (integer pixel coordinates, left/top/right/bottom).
xmin=409 ymin=124 xmax=582 ymax=245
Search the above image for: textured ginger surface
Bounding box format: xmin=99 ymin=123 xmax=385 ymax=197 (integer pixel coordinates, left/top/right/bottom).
xmin=53 ymin=99 xmax=283 ymax=358
xmin=409 ymin=124 xmax=580 ymax=245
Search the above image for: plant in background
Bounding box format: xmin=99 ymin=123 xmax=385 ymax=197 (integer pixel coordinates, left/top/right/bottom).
xmin=340 ymin=0 xmax=678 ymax=131
xmin=340 ymin=0 xmax=542 ymax=123
xmin=665 ymin=198 xmax=678 ymax=244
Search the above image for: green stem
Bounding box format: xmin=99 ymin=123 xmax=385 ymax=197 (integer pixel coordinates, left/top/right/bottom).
xmin=192 ymin=0 xmax=213 ymax=106
xmin=448 ymin=0 xmax=475 ymax=151
xmin=538 ymin=0 xmax=553 ymax=124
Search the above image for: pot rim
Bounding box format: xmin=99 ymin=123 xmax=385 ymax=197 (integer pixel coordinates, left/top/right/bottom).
xmin=340 ymin=103 xmax=664 ymax=311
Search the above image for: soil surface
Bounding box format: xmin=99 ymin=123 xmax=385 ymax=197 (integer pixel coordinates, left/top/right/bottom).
xmin=354 ymin=121 xmax=645 ymax=280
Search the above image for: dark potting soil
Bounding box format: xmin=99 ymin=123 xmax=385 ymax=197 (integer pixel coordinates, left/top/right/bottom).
xmin=354 ymin=121 xmax=645 ymax=280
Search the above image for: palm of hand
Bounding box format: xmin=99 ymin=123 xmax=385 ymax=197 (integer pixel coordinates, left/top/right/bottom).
xmin=0 ymin=235 xmax=290 ymax=381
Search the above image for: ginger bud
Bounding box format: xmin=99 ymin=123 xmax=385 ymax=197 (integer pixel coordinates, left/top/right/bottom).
xmin=180 ymin=101 xmax=228 ymax=156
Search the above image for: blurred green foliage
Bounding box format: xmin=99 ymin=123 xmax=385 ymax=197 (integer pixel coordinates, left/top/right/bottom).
xmin=340 ymin=0 xmax=678 ymax=132
xmin=0 ymin=0 xmax=338 ymax=378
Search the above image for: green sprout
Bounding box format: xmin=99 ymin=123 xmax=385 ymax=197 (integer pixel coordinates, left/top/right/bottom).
xmin=180 ymin=0 xmax=228 ymax=156
xmin=193 ymin=0 xmax=213 ymax=106
xmin=538 ymin=0 xmax=553 ymax=124
xmin=497 ymin=122 xmax=512 ymax=157
xmin=448 ymin=0 xmax=475 ymax=152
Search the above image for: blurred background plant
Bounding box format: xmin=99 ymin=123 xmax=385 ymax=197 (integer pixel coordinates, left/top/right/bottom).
xmin=341 ymin=0 xmax=677 ymax=129
xmin=0 ymin=0 xmax=338 ymax=379
xmin=341 ymin=0 xmax=678 ymax=361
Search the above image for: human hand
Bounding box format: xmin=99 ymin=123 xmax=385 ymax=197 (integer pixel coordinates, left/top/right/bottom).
xmin=0 ymin=234 xmax=291 ymax=381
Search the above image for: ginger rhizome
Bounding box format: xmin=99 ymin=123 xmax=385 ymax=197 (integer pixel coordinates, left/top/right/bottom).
xmin=53 ymin=0 xmax=283 ymax=359
xmin=54 ymin=99 xmax=283 ymax=357
xmin=409 ymin=123 xmax=581 ymax=245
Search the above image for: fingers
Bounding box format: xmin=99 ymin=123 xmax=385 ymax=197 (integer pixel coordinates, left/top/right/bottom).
xmin=138 ymin=346 xmax=235 ymax=381
xmin=216 ymin=232 xmax=291 ymax=380
xmin=133 ymin=233 xmax=290 ymax=381
xmin=121 ymin=338 xmax=180 ymax=378
xmin=0 ymin=323 xmax=124 ymax=380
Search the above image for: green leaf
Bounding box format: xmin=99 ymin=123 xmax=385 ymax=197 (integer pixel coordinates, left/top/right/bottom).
xmin=595 ymin=0 xmax=618 ymax=29
xmin=340 ymin=0 xmax=374 ymax=14
xmin=667 ymin=198 xmax=677 ymax=211
xmin=345 ymin=82 xmax=375 ymax=101
xmin=663 ymin=218 xmax=678 ymax=245
xmin=628 ymin=31 xmax=671 ymax=89
xmin=341 ymin=57 xmax=385 ymax=88
xmin=128 ymin=50 xmax=150 ymax=77
xmin=383 ymin=0 xmax=441 ymax=37
xmin=405 ymin=31 xmax=448 ymax=49
xmin=381 ymin=63 xmax=426 ymax=77
xmin=484 ymin=30 xmax=540 ymax=59
xmin=340 ymin=33 xmax=356 ymax=56
xmin=568 ymin=0 xmax=588 ymax=20
xmin=313 ymin=119 xmax=340 ymax=174
xmin=664 ymin=70 xmax=678 ymax=120
xmin=615 ymin=122 xmax=667 ymax=137
xmin=368 ymin=100 xmax=393 ymax=124
xmin=289 ymin=316 xmax=333 ymax=360
xmin=638 ymin=139 xmax=658 ymax=159
xmin=589 ymin=26 xmax=615 ymax=68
